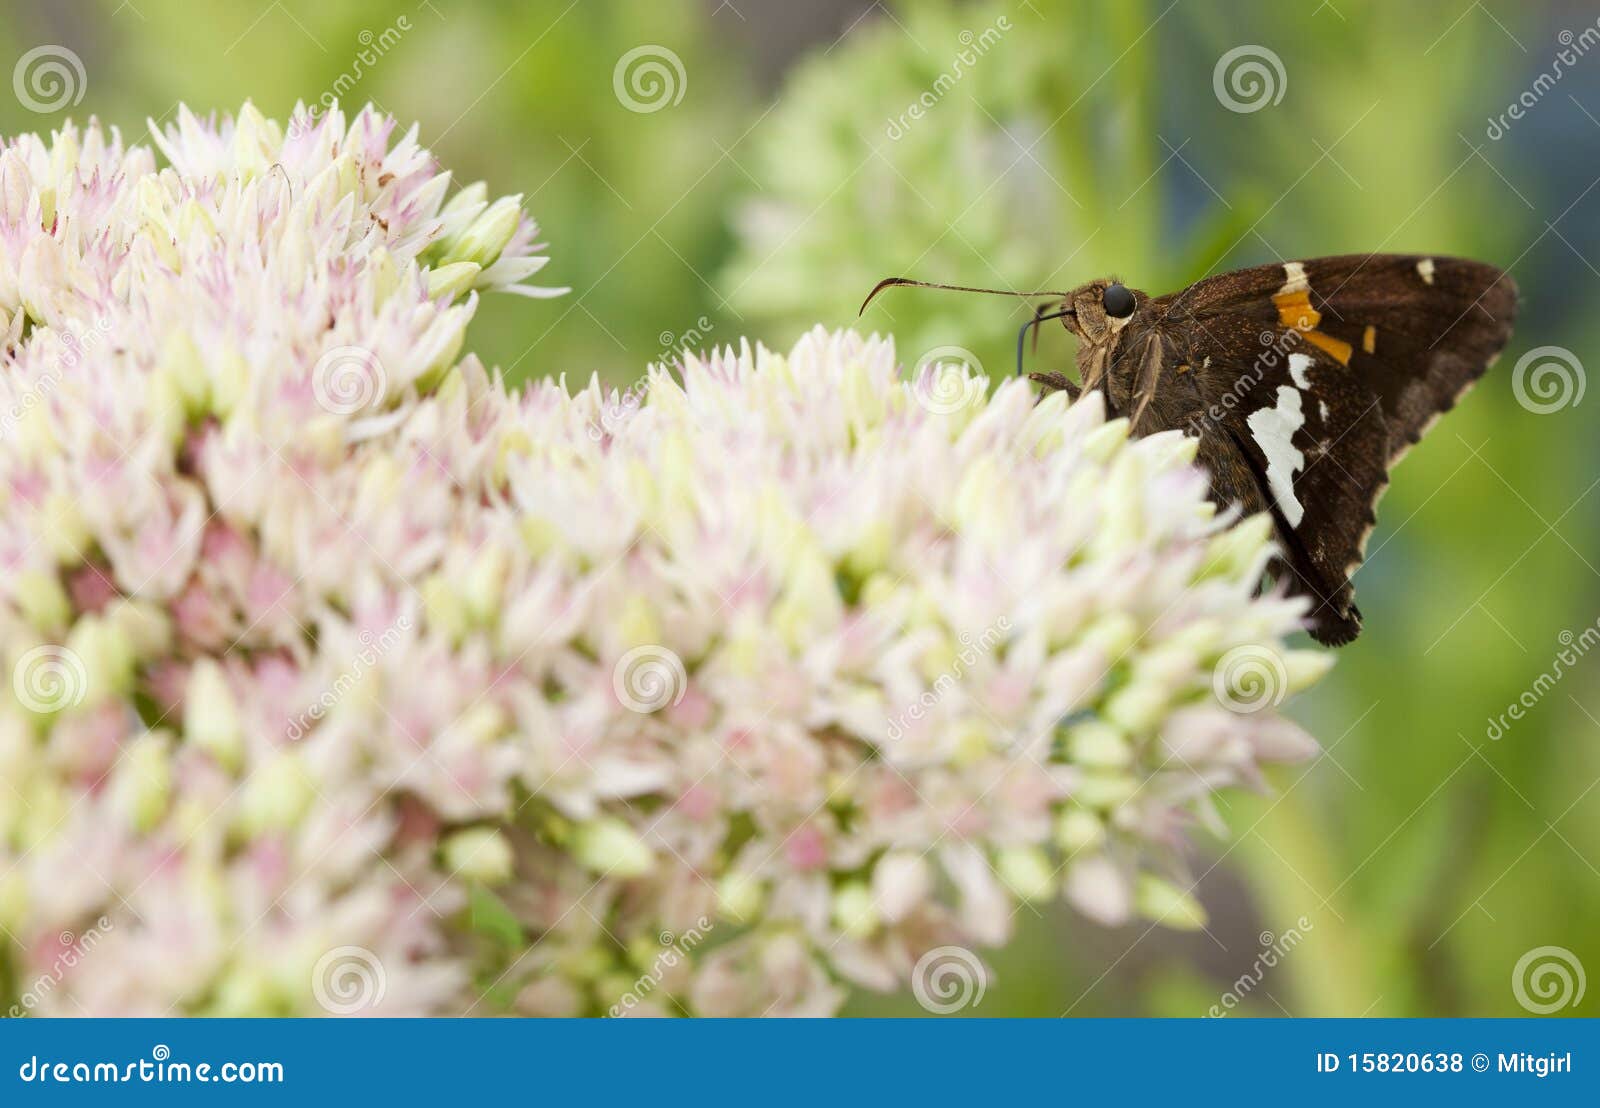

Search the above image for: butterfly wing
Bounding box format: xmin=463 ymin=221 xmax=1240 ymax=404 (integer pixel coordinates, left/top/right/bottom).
xmin=1165 ymin=254 xmax=1518 ymax=459
xmin=1141 ymin=254 xmax=1516 ymax=645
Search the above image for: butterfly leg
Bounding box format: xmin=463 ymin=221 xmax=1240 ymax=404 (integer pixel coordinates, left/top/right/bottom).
xmin=1027 ymin=371 xmax=1079 ymax=399
xmin=1127 ymin=332 xmax=1165 ymax=434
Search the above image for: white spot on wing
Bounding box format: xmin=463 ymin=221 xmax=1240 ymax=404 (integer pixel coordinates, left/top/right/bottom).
xmin=1417 ymin=257 xmax=1435 ymax=285
xmin=1247 ymin=385 xmax=1307 ymax=528
xmin=1280 ymin=261 xmax=1308 ymax=294
xmin=1288 ymin=352 xmax=1313 ymax=389
xmin=1319 ymin=399 xmax=1330 ymax=422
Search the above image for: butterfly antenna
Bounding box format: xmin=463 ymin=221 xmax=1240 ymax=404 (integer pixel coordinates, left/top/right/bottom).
xmin=859 ymin=277 xmax=1070 ymax=316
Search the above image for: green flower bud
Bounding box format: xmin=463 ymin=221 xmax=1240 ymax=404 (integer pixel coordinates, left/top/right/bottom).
xmin=460 ymin=544 xmax=508 ymax=629
xmin=831 ymin=881 xmax=880 ymax=939
xmin=237 ymin=750 xmax=313 ymax=833
xmin=13 ymin=569 xmax=70 ymax=632
xmin=997 ymin=845 xmax=1055 ymax=902
xmin=1055 ymin=807 xmax=1106 ymax=853
xmin=1198 ymin=513 xmax=1275 ymax=581
xmin=1104 ymin=679 xmax=1170 ymax=733
xmin=112 ymin=730 xmax=173 ymax=832
xmin=573 ymin=817 xmax=654 ymax=877
xmin=426 ymin=261 xmax=481 ymax=302
xmin=444 ymin=195 xmax=521 ymax=269
xmin=443 ymin=827 xmax=516 ymax=885
xmin=1068 ymin=720 xmax=1133 ymax=768
xmin=1074 ymin=770 xmax=1139 ymax=810
xmin=1136 ymin=873 xmax=1207 ymax=930
xmin=66 ymin=615 xmax=136 ymax=706
xmin=716 ymin=872 xmax=764 ymax=922
xmin=184 ymin=658 xmax=244 ymax=772
xmin=1283 ymin=648 xmax=1335 ymax=693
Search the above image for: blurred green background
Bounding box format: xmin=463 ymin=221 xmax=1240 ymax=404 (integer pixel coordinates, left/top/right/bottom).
xmin=4 ymin=0 xmax=1595 ymax=1016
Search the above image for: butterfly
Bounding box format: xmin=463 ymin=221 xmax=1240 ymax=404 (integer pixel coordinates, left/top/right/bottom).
xmin=861 ymin=255 xmax=1518 ymax=645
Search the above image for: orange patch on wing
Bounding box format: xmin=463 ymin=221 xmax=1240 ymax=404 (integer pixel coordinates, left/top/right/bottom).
xmin=1273 ymin=287 xmax=1352 ymax=365
xmin=1303 ymin=328 xmax=1353 ymax=365
xmin=1272 ymin=288 xmax=1321 ymax=331
xmin=1362 ymin=325 xmax=1376 ymax=354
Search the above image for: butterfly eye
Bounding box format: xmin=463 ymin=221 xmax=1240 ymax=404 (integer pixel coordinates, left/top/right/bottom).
xmin=1102 ymin=283 xmax=1136 ymax=319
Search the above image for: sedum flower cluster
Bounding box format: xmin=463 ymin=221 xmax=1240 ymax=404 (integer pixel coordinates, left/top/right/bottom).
xmin=0 ymin=105 xmax=1325 ymax=1017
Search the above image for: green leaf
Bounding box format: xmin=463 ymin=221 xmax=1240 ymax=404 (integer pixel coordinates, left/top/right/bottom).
xmin=468 ymin=882 xmax=524 ymax=948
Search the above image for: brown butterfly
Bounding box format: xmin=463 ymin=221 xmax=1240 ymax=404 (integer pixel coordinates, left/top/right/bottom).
xmin=862 ymin=255 xmax=1518 ymax=645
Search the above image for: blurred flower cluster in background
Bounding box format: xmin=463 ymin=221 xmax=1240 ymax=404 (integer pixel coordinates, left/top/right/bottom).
xmin=0 ymin=0 xmax=1596 ymax=1016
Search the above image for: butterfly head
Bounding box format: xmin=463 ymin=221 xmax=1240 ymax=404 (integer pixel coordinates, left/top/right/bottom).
xmin=1058 ymin=279 xmax=1141 ymax=343
xmin=855 ymin=274 xmax=1145 ymax=374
